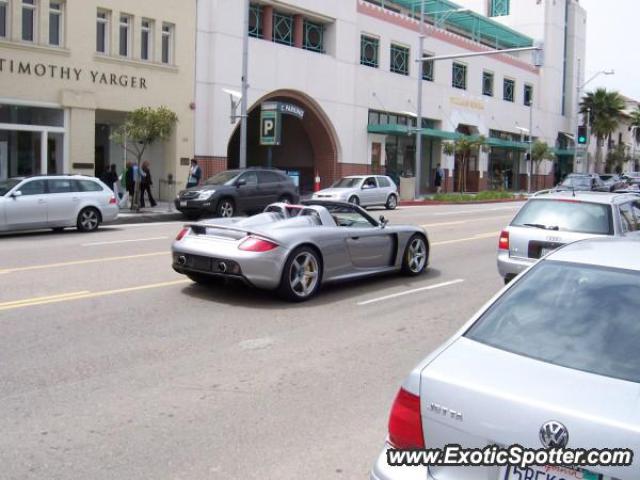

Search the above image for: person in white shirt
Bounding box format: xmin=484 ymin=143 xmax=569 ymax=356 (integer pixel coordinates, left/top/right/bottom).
xmin=187 ymin=159 xmax=202 ymax=188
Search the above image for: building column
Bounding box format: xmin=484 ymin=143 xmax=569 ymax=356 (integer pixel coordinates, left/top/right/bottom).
xmin=68 ymin=108 xmax=96 ymax=176
xmin=293 ymin=14 xmax=304 ymax=48
xmin=262 ymin=6 xmax=273 ymax=41
xmin=40 ymin=131 xmax=48 ymax=175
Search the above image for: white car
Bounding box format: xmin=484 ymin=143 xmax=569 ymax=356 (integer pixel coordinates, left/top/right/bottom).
xmin=0 ymin=175 xmax=119 ymax=233
xmin=312 ymin=175 xmax=398 ymax=209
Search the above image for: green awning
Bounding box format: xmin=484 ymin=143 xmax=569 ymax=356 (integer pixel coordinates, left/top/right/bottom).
xmin=487 ymin=138 xmax=529 ymax=150
xmin=390 ymin=0 xmax=534 ymax=49
xmin=554 ymin=149 xmax=575 ymax=156
xmin=368 ymin=123 xmax=460 ymax=140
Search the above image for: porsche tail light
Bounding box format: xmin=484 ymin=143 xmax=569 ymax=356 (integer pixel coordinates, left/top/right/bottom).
xmin=388 ymin=388 xmax=425 ymax=449
xmin=238 ymin=236 xmax=278 ymax=252
xmin=498 ymin=230 xmax=509 ymax=251
xmin=176 ymin=227 xmax=189 ymax=241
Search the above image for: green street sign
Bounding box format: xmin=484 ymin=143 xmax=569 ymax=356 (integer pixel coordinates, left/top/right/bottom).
xmin=260 ymin=109 xmax=281 ymax=146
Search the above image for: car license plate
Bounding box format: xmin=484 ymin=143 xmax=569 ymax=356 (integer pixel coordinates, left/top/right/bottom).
xmin=503 ymin=466 xmax=599 ymax=480
xmin=180 ymin=200 xmax=188 ymax=207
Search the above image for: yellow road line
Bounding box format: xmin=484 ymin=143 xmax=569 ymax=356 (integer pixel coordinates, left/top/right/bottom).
xmin=432 ymin=231 xmax=499 ymax=246
xmin=0 ymin=280 xmax=190 ymax=312
xmin=0 ymin=252 xmax=168 ymax=274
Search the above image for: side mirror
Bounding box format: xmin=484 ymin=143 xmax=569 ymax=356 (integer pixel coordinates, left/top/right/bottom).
xmin=236 ymin=178 xmax=247 ymax=188
xmin=10 ymin=190 xmax=22 ymax=199
xmin=379 ymin=215 xmax=389 ymax=228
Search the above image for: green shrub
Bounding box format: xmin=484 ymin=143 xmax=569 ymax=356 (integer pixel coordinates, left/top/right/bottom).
xmin=431 ymin=191 xmax=517 ymax=203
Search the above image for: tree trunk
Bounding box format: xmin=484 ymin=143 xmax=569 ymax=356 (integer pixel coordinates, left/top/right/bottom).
xmin=133 ymin=158 xmax=142 ymax=211
xmin=595 ymin=137 xmax=603 ymax=174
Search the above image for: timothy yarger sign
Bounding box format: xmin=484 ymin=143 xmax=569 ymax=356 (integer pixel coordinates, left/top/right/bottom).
xmin=0 ymin=57 xmax=149 ymax=89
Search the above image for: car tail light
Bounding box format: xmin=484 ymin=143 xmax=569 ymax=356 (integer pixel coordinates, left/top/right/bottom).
xmin=388 ymin=388 xmax=425 ymax=449
xmin=238 ymin=236 xmax=278 ymax=252
xmin=176 ymin=227 xmax=189 ymax=241
xmin=498 ymin=230 xmax=509 ymax=251
xmin=109 ymin=195 xmax=117 ymax=205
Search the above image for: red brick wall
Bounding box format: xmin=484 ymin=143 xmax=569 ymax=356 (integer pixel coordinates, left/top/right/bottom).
xmin=194 ymin=156 xmax=227 ymax=180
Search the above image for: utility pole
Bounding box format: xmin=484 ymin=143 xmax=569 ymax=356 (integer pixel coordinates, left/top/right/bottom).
xmin=239 ymin=0 xmax=250 ymax=169
xmin=414 ymin=0 xmax=425 ymax=200
xmin=528 ymin=93 xmax=533 ymax=193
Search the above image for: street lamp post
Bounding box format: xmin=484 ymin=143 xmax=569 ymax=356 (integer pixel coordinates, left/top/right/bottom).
xmin=239 ymin=0 xmax=250 ymax=169
xmin=573 ymin=62 xmax=614 ymax=174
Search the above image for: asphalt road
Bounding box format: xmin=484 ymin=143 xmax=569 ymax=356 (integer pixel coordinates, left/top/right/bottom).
xmin=0 ymin=202 xmax=524 ymax=480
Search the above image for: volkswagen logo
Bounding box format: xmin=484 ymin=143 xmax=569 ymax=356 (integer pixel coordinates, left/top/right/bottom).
xmin=539 ymin=420 xmax=569 ymax=448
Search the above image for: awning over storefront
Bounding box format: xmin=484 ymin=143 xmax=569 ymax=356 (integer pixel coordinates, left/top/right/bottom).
xmin=486 ymin=137 xmax=529 ymax=150
xmin=368 ymin=123 xmax=459 ymax=140
xmin=553 ymin=148 xmax=575 ymax=156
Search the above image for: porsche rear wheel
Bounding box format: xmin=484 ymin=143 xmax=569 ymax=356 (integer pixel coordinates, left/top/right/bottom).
xmin=278 ymin=246 xmax=322 ymax=302
xmin=401 ymin=235 xmax=428 ymax=275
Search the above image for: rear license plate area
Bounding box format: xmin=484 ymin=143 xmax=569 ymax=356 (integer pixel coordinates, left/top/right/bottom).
xmin=187 ymin=254 xmax=211 ymax=271
xmin=503 ymin=466 xmax=600 ymax=480
xmin=528 ymin=241 xmax=564 ymax=259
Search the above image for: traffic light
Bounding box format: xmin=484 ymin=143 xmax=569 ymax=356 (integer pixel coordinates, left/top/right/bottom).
xmin=577 ymin=125 xmax=588 ymax=145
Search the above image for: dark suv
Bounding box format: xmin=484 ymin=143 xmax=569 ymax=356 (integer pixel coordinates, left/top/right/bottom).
xmin=175 ymin=168 xmax=299 ymax=219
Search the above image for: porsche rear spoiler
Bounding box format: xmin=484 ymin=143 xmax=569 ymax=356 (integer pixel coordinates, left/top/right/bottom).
xmin=184 ymin=223 xmax=278 ymax=243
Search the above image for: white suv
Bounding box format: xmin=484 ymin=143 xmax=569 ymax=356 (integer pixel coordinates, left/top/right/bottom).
xmin=0 ymin=175 xmax=119 ymax=233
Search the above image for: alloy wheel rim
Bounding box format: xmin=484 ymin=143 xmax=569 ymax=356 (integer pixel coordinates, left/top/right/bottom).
xmin=289 ymin=252 xmax=319 ymax=297
xmin=81 ymin=210 xmax=98 ymax=230
xmin=220 ymin=202 xmax=234 ymax=217
xmin=388 ymin=196 xmax=397 ymax=208
xmin=408 ymin=238 xmax=426 ymax=273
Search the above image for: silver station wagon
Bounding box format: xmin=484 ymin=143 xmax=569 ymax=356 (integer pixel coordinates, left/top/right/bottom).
xmin=0 ymin=175 xmax=119 ymax=233
xmin=498 ymin=191 xmax=640 ymax=283
xmin=312 ymin=175 xmax=399 ymax=210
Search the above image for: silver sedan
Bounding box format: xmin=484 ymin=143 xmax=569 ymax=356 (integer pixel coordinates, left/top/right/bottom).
xmin=372 ymin=237 xmax=640 ymax=480
xmin=312 ymin=175 xmax=399 ymax=209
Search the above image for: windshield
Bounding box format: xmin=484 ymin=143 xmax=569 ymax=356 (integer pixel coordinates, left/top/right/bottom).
xmin=0 ymin=179 xmax=21 ymax=196
xmin=511 ymin=199 xmax=613 ymax=235
xmin=204 ymin=170 xmax=241 ymax=186
xmin=465 ymin=261 xmax=640 ymax=384
xmin=560 ymin=176 xmax=591 ymax=189
xmin=331 ymin=177 xmax=362 ymax=188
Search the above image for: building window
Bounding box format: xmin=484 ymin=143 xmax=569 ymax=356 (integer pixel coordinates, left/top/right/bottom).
xmin=422 ymin=55 xmax=434 ymax=81
xmin=524 ymin=84 xmax=533 ymax=106
xmin=119 ymin=14 xmax=131 ymax=57
xmin=0 ymin=0 xmax=8 ymax=38
xmin=141 ymin=19 xmax=153 ymax=60
xmin=483 ymin=71 xmax=494 ymax=96
xmin=248 ymin=3 xmax=263 ymax=38
xmin=273 ymin=12 xmax=293 ymax=46
xmin=96 ymin=10 xmax=110 ymax=54
xmin=390 ymin=44 xmax=409 ymax=76
xmin=489 ymin=0 xmax=509 ymax=17
xmin=452 ymin=62 xmax=467 ymax=90
xmin=161 ymin=23 xmax=173 ymax=64
xmin=360 ymin=35 xmax=379 ymax=68
xmin=49 ymin=2 xmax=63 ymax=46
xmin=303 ymin=20 xmax=324 ymax=53
xmin=22 ymin=0 xmax=36 ymax=42
xmin=503 ymin=78 xmax=515 ymax=102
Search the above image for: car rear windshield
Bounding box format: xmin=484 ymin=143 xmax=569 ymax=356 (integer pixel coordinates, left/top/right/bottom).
xmin=465 ymin=261 xmax=640 ymax=384
xmin=511 ymin=199 xmax=613 ymax=234
xmin=205 ymin=170 xmax=241 ymax=186
xmin=332 ymin=178 xmax=361 ymax=188
xmin=0 ymin=179 xmax=21 ymax=196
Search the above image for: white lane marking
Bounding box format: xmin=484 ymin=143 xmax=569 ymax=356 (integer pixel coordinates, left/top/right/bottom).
xmin=357 ymin=279 xmax=464 ymax=306
xmin=422 ymin=214 xmax=511 ymax=228
xmin=238 ymin=337 xmax=275 ymax=351
xmin=82 ymin=236 xmax=169 ymax=247
xmin=103 ymin=221 xmax=184 ymax=228
xmin=433 ymin=206 xmax=521 ymax=216
xmin=432 ymin=231 xmax=498 ymax=246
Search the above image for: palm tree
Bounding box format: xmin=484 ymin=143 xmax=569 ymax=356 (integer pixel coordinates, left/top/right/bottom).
xmin=442 ymin=135 xmax=488 ymax=193
xmin=530 ymin=140 xmax=555 ymax=190
xmin=580 ymin=88 xmax=625 ymax=173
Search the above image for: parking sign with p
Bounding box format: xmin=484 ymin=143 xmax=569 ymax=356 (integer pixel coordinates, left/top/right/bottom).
xmin=260 ymin=107 xmax=281 ymax=146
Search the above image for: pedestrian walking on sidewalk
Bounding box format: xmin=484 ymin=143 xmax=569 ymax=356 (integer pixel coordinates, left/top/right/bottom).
xmin=434 ymin=164 xmax=444 ymax=193
xmin=187 ymin=159 xmax=202 ymax=189
xmin=140 ymin=161 xmax=157 ymax=208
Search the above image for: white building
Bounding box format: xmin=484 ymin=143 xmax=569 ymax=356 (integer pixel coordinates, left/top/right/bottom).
xmin=195 ymin=0 xmax=587 ymax=193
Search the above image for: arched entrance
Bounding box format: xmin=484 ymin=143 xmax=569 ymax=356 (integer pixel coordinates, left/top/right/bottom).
xmin=227 ymin=90 xmax=339 ymax=194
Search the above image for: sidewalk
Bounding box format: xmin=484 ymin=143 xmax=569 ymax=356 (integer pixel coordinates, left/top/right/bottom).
xmin=112 ymin=201 xmax=184 ymax=225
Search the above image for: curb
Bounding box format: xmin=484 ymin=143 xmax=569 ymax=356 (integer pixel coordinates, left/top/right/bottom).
xmin=399 ymin=197 xmax=527 ymax=206
xmin=110 ymin=212 xmax=184 ymax=225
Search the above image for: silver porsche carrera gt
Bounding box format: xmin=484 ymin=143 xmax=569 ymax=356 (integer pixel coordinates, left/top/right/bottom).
xmin=171 ymin=200 xmax=429 ymax=301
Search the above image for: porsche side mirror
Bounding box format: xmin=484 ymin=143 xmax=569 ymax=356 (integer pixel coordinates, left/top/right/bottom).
xmin=10 ymin=190 xmax=22 ymax=199
xmin=379 ymin=215 xmax=389 ymax=228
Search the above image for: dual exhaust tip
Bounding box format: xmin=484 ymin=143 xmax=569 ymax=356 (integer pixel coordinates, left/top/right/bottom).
xmin=176 ymin=255 xmax=228 ymax=273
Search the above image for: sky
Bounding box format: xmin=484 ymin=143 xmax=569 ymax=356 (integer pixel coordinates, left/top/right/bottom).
xmin=580 ymin=0 xmax=640 ymax=100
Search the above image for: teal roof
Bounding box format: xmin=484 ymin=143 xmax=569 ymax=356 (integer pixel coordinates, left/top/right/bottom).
xmin=554 ymin=148 xmax=575 ymax=156
xmin=389 ymin=0 xmax=534 ymax=49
